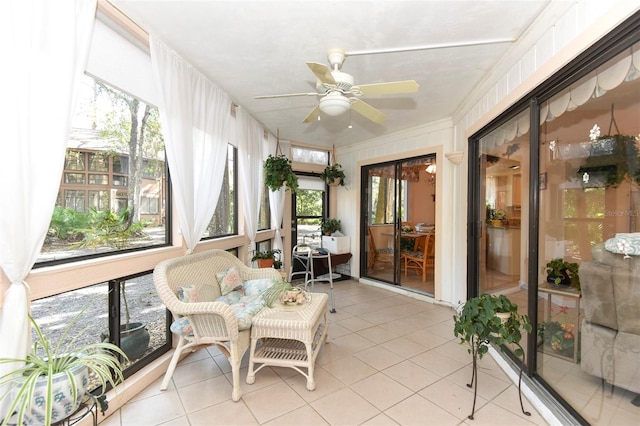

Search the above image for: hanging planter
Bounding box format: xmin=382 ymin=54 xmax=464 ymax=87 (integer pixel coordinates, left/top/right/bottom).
xmin=321 ymin=145 xmax=346 ymax=187
xmin=264 ymin=154 xmax=298 ymax=192
xmin=321 ymin=163 xmax=346 ymax=186
xmin=264 ymin=130 xmax=298 ymax=192
xmin=577 ymin=107 xmax=640 ymax=188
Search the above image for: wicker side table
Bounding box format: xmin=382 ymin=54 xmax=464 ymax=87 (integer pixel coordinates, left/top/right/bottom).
xmin=246 ymin=293 xmax=328 ymax=391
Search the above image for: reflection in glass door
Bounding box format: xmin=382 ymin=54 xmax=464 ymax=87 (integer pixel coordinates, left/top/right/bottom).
xmin=362 ymin=155 xmax=436 ymax=295
xmin=475 ymin=109 xmax=530 ymax=363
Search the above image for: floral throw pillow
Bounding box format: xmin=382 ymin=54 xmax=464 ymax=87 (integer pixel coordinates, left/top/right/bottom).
xmin=216 ymin=266 xmax=244 ymax=296
xmin=177 ymin=286 xmax=199 ymax=303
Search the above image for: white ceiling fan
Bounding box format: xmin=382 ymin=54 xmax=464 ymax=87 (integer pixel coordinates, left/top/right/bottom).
xmin=254 ymin=39 xmax=515 ymax=124
xmin=255 ymin=48 xmax=419 ymax=124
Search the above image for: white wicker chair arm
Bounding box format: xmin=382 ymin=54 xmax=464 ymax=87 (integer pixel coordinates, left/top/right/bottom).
xmin=182 ymin=302 xmax=239 ymax=340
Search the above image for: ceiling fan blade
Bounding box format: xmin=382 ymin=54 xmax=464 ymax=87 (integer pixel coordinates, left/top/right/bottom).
xmin=355 ymin=80 xmax=419 ymax=96
xmin=255 ymin=92 xmax=319 ymax=99
xmin=351 ymin=99 xmax=387 ymax=123
xmin=302 ymin=105 xmax=321 ymax=123
xmin=306 ymin=62 xmax=336 ymax=85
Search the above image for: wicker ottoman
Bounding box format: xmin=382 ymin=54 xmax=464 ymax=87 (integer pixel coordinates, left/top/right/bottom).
xmin=246 ymin=292 xmax=328 ymax=390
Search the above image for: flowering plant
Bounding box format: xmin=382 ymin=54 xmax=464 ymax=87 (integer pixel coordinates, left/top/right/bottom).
xmin=537 ymin=305 xmax=575 ymax=356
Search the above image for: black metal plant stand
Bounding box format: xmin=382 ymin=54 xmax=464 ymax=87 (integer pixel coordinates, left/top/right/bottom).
xmin=466 ymin=335 xmax=531 ymax=420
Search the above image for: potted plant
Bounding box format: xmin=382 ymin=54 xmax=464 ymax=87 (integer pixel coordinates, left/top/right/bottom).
xmin=545 ymin=258 xmax=580 ymax=290
xmin=118 ymin=282 xmax=151 ymax=361
xmin=251 ymin=248 xmax=282 ymax=269
xmin=100 ymin=282 xmax=151 ymax=362
xmin=264 ymin=154 xmax=298 ymax=192
xmin=320 ymin=218 xmax=341 ymax=236
xmin=320 ymin=163 xmax=346 ymax=186
xmin=453 ymin=293 xmax=532 ymax=420
xmin=0 ymin=312 xmax=127 ymax=426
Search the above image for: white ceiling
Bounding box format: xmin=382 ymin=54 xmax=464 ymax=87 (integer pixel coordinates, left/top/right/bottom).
xmin=110 ymin=0 xmax=554 ymax=148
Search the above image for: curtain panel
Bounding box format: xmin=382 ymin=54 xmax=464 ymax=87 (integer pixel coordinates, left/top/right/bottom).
xmin=150 ymin=36 xmax=232 ymax=253
xmin=0 ymin=0 xmax=97 ymax=416
xmin=236 ymin=108 xmax=265 ymax=258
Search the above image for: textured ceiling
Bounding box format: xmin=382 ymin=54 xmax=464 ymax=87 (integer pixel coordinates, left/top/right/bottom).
xmin=111 ymin=0 xmax=553 ymax=148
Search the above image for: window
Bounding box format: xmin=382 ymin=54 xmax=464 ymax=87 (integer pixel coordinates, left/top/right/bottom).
xmin=202 ymin=144 xmax=237 ymax=238
xmin=140 ymin=196 xmax=159 ymax=214
xmin=65 ymin=151 xmax=85 ymax=170
xmin=113 ymin=175 xmax=128 ymax=186
xmin=88 ymin=190 xmax=109 ymax=210
xmin=29 ymin=272 xmax=171 ymax=389
xmin=113 ymin=155 xmax=128 ymax=174
xmin=88 ymin=153 xmax=109 ymax=172
xmin=89 ymin=174 xmax=109 ymax=185
xmin=64 ymin=173 xmax=85 ymax=184
xmin=39 ymin=74 xmax=168 ymax=265
xmin=292 ymin=146 xmax=329 ymax=165
xmin=64 ymin=190 xmax=85 ymax=212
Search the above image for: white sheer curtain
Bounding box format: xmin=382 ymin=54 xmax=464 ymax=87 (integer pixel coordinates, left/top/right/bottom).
xmin=236 ymin=108 xmax=264 ymax=256
xmin=0 ymin=0 xmax=96 ymax=415
xmin=267 ymin=135 xmax=290 ymax=254
xmin=150 ymin=37 xmax=232 ymax=253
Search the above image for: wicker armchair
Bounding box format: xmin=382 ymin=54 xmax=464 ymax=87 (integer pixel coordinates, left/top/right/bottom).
xmin=153 ymin=249 xmax=282 ymax=401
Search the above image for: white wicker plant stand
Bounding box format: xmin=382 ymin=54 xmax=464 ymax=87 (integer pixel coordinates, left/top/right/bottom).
xmin=246 ymin=293 xmax=328 ymax=391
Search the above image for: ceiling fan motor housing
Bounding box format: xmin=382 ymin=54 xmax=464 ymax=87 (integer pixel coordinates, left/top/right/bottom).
xmin=316 ymin=70 xmax=354 ymax=94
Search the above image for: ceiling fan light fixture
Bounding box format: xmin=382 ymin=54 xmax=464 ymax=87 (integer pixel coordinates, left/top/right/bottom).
xmin=319 ymin=93 xmax=350 ymax=116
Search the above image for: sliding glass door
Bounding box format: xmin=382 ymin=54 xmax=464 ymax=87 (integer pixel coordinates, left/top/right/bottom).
xmin=361 ymin=155 xmax=436 ymax=295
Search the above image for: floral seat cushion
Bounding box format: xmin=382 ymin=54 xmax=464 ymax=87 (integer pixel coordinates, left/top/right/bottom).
xmin=171 ymin=279 xmax=277 ymax=336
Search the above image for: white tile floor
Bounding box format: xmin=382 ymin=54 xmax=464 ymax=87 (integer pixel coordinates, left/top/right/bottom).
xmin=102 ymin=280 xmax=549 ymax=426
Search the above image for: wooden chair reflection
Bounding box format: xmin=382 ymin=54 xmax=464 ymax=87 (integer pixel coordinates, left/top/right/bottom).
xmin=401 ymin=229 xmax=435 ymax=282
xmin=367 ymin=226 xmax=394 ymax=269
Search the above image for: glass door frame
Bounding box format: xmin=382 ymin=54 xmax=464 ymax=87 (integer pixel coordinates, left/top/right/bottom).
xmin=291 ymin=172 xmax=327 ymax=248
xmin=466 ymin=13 xmax=640 ymax=417
xmin=360 ymin=155 xmax=436 ymax=292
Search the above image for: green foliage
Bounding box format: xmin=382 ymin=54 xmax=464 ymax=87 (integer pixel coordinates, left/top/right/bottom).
xmin=296 ymin=189 xmax=323 ymax=217
xmin=261 ymin=280 xmax=295 ymax=307
xmin=72 ymin=208 xmax=147 ymax=250
xmin=0 ymin=312 xmax=127 ymax=426
xmin=251 ymin=248 xmax=281 ymax=261
xmin=48 ymin=207 xmax=90 ymax=241
xmin=321 ymin=218 xmax=341 ymax=235
xmin=453 ymin=294 xmax=531 ymax=359
xmin=545 ymin=258 xmax=580 ymax=290
xmin=264 ymin=154 xmax=298 ymax=192
xmin=320 ymin=163 xmax=346 ymax=186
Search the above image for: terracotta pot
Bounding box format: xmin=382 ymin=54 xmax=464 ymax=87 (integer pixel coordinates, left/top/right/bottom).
xmin=257 ymin=258 xmax=274 ymax=268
